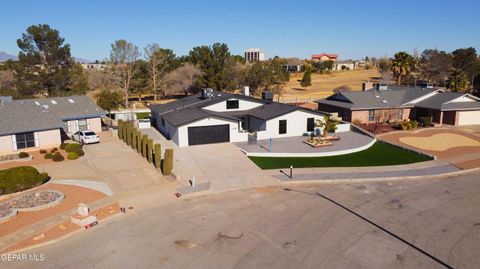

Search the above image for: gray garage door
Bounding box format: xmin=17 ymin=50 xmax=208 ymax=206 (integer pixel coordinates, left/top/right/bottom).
xmin=188 ymin=125 xmax=230 ymax=146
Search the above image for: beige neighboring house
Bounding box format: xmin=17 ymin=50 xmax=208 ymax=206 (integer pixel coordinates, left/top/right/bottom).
xmin=0 ymin=96 xmax=106 ymax=155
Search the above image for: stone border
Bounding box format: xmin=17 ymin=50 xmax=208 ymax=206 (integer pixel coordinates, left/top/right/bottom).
xmin=13 ymin=190 xmax=65 ymax=212
xmin=0 ymin=208 xmax=17 ymax=224
xmin=0 ymin=155 xmax=33 ymax=164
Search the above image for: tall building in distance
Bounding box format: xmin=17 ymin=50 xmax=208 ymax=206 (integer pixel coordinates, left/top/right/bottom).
xmin=244 ymin=48 xmax=265 ymax=62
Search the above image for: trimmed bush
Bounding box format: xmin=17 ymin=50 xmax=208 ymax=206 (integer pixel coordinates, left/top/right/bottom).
xmin=44 ymin=153 xmax=53 ymax=159
xmin=118 ymin=120 xmax=124 ymax=140
xmin=127 ymin=124 xmax=133 ymax=145
xmin=136 ymin=112 xmax=151 ymax=120
xmin=67 ymin=152 xmax=79 ymax=160
xmin=154 ymin=144 xmax=161 ymax=168
xmin=40 ymin=149 xmax=47 ymax=154
xmin=52 ymin=153 xmax=65 ymax=162
xmin=131 ymin=128 xmax=136 ymax=149
xmin=147 ymin=139 xmax=153 ymax=163
xmin=162 ymin=148 xmax=174 ymax=175
xmin=50 ymin=147 xmax=58 ymax=153
xmin=398 ymin=119 xmax=419 ymax=131
xmin=123 ymin=122 xmax=128 ymax=142
xmin=60 ymin=143 xmax=69 ymax=150
xmin=136 ymin=130 xmax=142 ymax=153
xmin=18 ymin=152 xmax=29 ymax=159
xmin=65 ymin=143 xmax=81 ymax=153
xmin=142 ymin=134 xmax=148 ymax=157
xmin=410 ymin=120 xmax=418 ymax=129
xmin=0 ymin=166 xmax=50 ymax=194
xmin=419 ymin=116 xmax=432 ymax=127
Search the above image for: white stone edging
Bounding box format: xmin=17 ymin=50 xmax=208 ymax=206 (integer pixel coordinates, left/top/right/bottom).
xmin=245 ymin=138 xmax=377 ymax=157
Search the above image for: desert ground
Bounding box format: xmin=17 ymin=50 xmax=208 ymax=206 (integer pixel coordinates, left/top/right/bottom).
xmin=280 ymin=69 xmax=381 ymax=101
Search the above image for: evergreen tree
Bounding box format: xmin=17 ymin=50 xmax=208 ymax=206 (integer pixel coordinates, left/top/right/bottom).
xmin=300 ymin=68 xmax=312 ymax=90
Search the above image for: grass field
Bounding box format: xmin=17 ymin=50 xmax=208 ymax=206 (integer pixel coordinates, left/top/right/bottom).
xmin=248 ymin=142 xmax=432 ymax=170
xmin=280 ymin=69 xmax=381 ymax=101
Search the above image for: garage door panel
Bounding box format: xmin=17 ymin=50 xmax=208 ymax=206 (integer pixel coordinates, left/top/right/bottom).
xmin=458 ymin=111 xmax=480 ymax=126
xmin=188 ymin=125 xmax=230 ymax=145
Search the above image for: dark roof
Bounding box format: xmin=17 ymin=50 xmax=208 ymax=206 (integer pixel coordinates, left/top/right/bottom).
xmin=150 ymin=91 xmax=325 ymax=127
xmin=316 ymin=86 xmax=439 ymax=110
xmin=0 ymin=96 xmax=106 ymax=135
xmin=415 ymin=92 xmax=480 ymax=111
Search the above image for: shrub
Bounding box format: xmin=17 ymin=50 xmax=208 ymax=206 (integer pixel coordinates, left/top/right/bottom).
xmin=18 ymin=152 xmax=29 ymax=159
xmin=154 ymin=144 xmax=161 ymax=169
xmin=0 ymin=166 xmax=49 ymax=194
xmin=126 ymin=124 xmax=133 ymax=145
xmin=147 ymin=139 xmax=153 ymax=163
xmin=136 ymin=130 xmax=142 ymax=153
xmin=52 ymin=153 xmax=64 ymax=162
xmin=142 ymin=135 xmax=148 ymax=157
xmin=44 ymin=153 xmax=53 ymax=159
xmin=118 ymin=120 xmax=124 ymax=140
xmin=131 ymin=128 xmax=138 ymax=149
xmin=60 ymin=143 xmax=69 ymax=150
xmin=136 ymin=112 xmax=151 ymax=120
xmin=50 ymin=147 xmax=58 ymax=153
xmin=40 ymin=149 xmax=47 ymax=154
xmin=410 ymin=120 xmax=418 ymax=129
xmin=162 ymin=148 xmax=174 ymax=175
xmin=67 ymin=152 xmax=79 ymax=160
xmin=419 ymin=116 xmax=432 ymax=127
xmin=65 ymin=143 xmax=81 ymax=153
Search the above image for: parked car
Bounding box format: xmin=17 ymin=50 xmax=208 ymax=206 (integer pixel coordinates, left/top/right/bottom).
xmin=72 ymin=130 xmax=100 ymax=144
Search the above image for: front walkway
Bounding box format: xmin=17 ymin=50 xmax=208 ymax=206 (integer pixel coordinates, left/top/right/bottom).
xmin=235 ymin=131 xmax=373 ymax=155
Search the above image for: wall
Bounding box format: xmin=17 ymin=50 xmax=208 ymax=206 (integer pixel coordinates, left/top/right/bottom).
xmin=0 ymin=135 xmax=14 ymax=155
xmin=88 ymin=118 xmax=102 ymax=132
xmin=37 ymin=129 xmax=61 ymax=148
xmin=351 ymin=110 xmax=369 ymax=123
xmin=248 ymin=116 xmax=266 ymax=131
xmin=202 ymin=99 xmax=262 ymax=112
xmin=176 ymin=117 xmax=248 ymax=147
xmin=351 ymin=109 xmax=407 ymax=124
xmin=335 ymin=123 xmax=351 ymax=133
xmin=257 ymin=110 xmax=324 ymax=140
xmin=317 ymin=103 xmax=352 ymax=121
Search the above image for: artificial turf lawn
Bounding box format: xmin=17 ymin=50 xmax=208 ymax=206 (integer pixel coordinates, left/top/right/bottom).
xmin=249 ymin=142 xmax=432 ymax=170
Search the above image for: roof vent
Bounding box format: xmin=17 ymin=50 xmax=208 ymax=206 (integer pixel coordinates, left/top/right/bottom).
xmin=68 ymin=98 xmax=75 ymax=103
xmin=41 ymin=104 xmax=49 ymax=110
xmin=381 ymin=99 xmax=388 ymax=103
xmin=375 ymin=95 xmax=380 ymax=98
xmin=34 ymin=101 xmax=40 ymax=106
xmin=51 ymin=100 xmax=57 ymax=104
xmin=201 ymin=88 xmax=214 ymax=99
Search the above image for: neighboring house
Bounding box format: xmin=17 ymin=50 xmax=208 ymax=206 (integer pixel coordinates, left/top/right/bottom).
xmin=316 ymin=85 xmax=480 ymax=126
xmin=80 ymin=63 xmax=107 ymax=71
xmin=282 ymin=58 xmax=304 ymax=73
xmin=244 ymin=48 xmax=265 ymax=62
xmin=311 ymin=53 xmax=338 ymax=62
xmin=149 ymin=89 xmax=327 ymax=147
xmin=0 ymin=96 xmax=106 ymax=154
xmin=334 ymin=61 xmax=356 ymax=71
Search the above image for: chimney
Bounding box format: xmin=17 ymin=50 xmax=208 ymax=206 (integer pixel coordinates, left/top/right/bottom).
xmin=362 ymin=81 xmax=374 ymax=91
xmin=262 ymin=91 xmax=273 ymax=104
xmin=243 ymin=86 xmax=250 ymax=96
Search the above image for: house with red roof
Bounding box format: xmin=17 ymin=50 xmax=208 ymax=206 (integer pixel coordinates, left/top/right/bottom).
xmin=311 ymin=53 xmax=338 ymax=62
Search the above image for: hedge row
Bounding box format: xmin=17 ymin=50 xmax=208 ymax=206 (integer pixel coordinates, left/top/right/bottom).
xmin=0 ymin=166 xmax=49 ymax=195
xmin=117 ymin=120 xmax=174 ymax=175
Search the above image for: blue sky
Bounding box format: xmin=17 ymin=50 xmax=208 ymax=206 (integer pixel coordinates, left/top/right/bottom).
xmin=1 ymin=0 xmax=479 ymax=61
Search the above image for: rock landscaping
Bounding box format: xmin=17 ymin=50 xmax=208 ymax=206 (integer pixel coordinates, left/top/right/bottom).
xmin=0 ymin=190 xmax=64 ymax=222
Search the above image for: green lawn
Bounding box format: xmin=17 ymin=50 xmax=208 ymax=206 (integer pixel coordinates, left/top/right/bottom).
xmin=249 ymin=142 xmax=432 ymax=170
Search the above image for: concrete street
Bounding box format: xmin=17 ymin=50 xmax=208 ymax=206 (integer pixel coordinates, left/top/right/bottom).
xmin=3 ymin=172 xmax=480 ymax=269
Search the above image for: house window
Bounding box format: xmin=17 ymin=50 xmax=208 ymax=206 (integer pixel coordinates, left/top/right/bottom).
xmin=63 ymin=121 xmax=69 ymax=133
xmin=368 ymin=110 xmax=375 ymax=122
xmin=77 ymin=119 xmax=88 ymax=131
xmin=16 ymin=132 xmax=35 ymax=149
xmin=226 ymin=100 xmax=239 ymax=109
xmin=279 ymin=120 xmax=287 ymax=134
xmin=307 ymin=118 xmax=315 ymax=132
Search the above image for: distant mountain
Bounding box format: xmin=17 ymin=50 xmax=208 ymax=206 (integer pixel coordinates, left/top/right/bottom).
xmin=73 ymin=57 xmax=92 ymax=64
xmin=0 ymin=51 xmax=17 ymax=62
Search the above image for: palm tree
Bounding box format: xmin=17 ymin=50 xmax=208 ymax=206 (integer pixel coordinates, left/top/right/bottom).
xmin=391 ymin=52 xmax=414 ymax=85
xmin=447 ymin=69 xmax=469 ymax=92
xmin=316 ymin=115 xmax=338 ymax=137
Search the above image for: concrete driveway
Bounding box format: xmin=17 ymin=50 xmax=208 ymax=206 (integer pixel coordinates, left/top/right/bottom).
xmin=174 ymin=142 xmax=277 ymax=191
xmin=4 ymin=172 xmax=480 ymax=269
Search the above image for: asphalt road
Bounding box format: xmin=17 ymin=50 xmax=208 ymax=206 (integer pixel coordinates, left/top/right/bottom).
xmin=3 ymin=172 xmax=480 ymax=269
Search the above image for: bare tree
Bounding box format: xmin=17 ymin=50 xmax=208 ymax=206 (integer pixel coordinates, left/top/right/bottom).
xmin=0 ymin=70 xmax=15 ymax=89
xmin=109 ymin=39 xmax=140 ymax=108
xmin=85 ymin=69 xmax=118 ymax=91
xmin=165 ymin=63 xmax=201 ymax=96
xmin=144 ymin=43 xmax=172 ymax=101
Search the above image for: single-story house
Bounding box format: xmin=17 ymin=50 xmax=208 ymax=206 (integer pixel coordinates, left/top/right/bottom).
xmin=316 ymin=85 xmax=480 ymax=126
xmin=0 ymin=96 xmax=106 ymax=154
xmin=311 ymin=53 xmax=338 ymax=62
xmin=333 ymin=61 xmax=356 ymax=71
xmin=149 ymin=90 xmax=327 ymax=147
xmin=282 ymin=58 xmax=304 ymax=73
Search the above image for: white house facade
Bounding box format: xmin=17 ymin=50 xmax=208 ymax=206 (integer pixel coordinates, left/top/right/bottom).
xmin=150 ymin=90 xmax=326 ymax=147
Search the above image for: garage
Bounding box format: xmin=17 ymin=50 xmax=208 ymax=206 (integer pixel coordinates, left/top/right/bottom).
xmin=188 ymin=124 xmax=230 ymax=145
xmin=457 ymin=111 xmax=480 ymax=126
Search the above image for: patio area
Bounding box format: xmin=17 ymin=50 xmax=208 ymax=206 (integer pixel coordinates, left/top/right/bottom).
xmin=235 ymin=131 xmax=374 ymax=157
